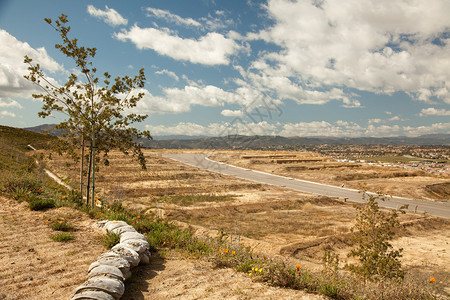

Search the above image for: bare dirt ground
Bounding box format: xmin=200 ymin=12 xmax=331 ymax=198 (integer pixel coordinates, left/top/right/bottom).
xmin=0 ymin=196 xmax=104 ymax=299
xmin=34 ymin=149 xmax=450 ymax=296
xmin=0 ymin=195 xmax=325 ymax=299
xmin=123 ymin=251 xmax=325 ymax=300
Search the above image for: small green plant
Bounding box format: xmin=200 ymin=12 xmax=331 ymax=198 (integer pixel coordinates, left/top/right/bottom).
xmin=51 ymin=220 xmax=74 ymax=232
xmin=346 ymin=192 xmax=406 ymax=281
xmin=51 ymin=232 xmax=74 ymax=242
xmin=322 ymin=248 xmax=340 ymax=276
xmin=102 ymin=231 xmax=120 ymax=249
xmin=29 ymin=198 xmax=55 ymax=211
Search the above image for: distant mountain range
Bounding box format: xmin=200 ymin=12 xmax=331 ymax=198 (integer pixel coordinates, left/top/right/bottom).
xmin=24 ymin=124 xmax=450 ymax=149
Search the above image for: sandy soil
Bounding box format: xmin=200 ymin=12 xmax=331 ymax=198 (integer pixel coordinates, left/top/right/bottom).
xmin=36 ymin=149 xmax=450 ymax=297
xmin=123 ymin=251 xmax=325 ymax=300
xmin=0 ymin=195 xmax=326 ymax=299
xmin=0 ymin=196 xmax=104 ymax=299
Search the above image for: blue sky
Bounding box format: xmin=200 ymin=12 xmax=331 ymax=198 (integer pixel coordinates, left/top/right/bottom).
xmin=0 ymin=0 xmax=449 ymax=137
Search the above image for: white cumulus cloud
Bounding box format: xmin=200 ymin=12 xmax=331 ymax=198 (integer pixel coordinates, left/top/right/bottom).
xmin=146 ymin=121 xmax=277 ymax=137
xmin=144 ymin=7 xmax=201 ymax=27
xmin=248 ymin=0 xmax=450 ymax=105
xmin=0 ymin=29 xmax=63 ymax=99
xmin=403 ymin=123 xmax=450 ymax=136
xmin=146 ymin=119 xmax=449 ymax=137
xmin=0 ymin=110 xmax=16 ymax=117
xmin=221 ymin=109 xmax=243 ymax=117
xmin=419 ymin=107 xmax=450 ymax=116
xmin=0 ymin=98 xmax=22 ymax=109
xmin=87 ymin=5 xmax=128 ymax=27
xmin=155 ymin=69 xmax=179 ymax=81
xmin=114 ymin=25 xmax=242 ymax=65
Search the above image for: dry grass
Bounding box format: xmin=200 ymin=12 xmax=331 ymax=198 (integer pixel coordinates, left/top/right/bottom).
xmin=210 ymin=150 xmax=449 ymax=201
xmin=41 ymin=149 xmax=450 ymax=296
xmin=0 ymin=197 xmax=104 ymax=299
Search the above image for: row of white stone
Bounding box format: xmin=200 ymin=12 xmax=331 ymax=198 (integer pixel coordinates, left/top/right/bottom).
xmin=70 ymin=220 xmax=151 ymax=300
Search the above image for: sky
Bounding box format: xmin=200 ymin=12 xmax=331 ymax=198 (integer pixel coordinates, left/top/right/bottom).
xmin=0 ymin=0 xmax=449 ymax=138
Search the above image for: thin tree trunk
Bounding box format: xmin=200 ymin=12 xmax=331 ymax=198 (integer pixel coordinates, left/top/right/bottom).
xmin=86 ymin=146 xmax=92 ymax=206
xmin=80 ymin=135 xmax=84 ymax=200
xmin=91 ymin=128 xmax=96 ymax=207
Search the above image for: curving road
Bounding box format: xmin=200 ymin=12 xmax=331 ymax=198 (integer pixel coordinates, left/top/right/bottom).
xmin=163 ymin=153 xmax=450 ymax=219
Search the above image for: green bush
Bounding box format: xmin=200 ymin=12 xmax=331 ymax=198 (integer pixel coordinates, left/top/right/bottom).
xmin=29 ymin=198 xmax=55 ymax=211
xmin=51 ymin=221 xmax=74 ymax=232
xmin=346 ymin=192 xmax=406 ymax=280
xmin=102 ymin=231 xmax=120 ymax=249
xmin=51 ymin=232 xmax=74 ymax=242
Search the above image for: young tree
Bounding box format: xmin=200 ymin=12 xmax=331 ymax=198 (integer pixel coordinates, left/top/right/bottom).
xmin=24 ymin=14 xmax=151 ymax=205
xmin=346 ymin=192 xmax=407 ymax=281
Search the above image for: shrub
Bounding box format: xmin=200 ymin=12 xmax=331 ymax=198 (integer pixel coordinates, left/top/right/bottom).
xmin=51 ymin=232 xmax=74 ymax=242
xmin=29 ymin=198 xmax=55 ymax=211
xmin=346 ymin=192 xmax=406 ymax=280
xmin=1 ymin=171 xmax=42 ymax=195
xmin=102 ymin=231 xmax=120 ymax=249
xmin=51 ymin=221 xmax=74 ymax=232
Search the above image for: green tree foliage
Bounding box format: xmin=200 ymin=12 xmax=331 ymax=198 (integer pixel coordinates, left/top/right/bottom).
xmin=347 ymin=192 xmax=406 ymax=281
xmin=23 ymin=14 xmax=151 ymax=203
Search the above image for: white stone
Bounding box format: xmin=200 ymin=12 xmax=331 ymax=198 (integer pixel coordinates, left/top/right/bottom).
xmin=93 ymin=221 xmax=109 ymax=230
xmin=87 ymin=265 xmax=125 ymax=281
xmin=111 ymin=244 xmax=140 ymax=267
xmin=71 ymin=290 xmax=116 ymax=300
xmin=72 ymin=276 xmax=124 ymax=300
xmin=89 ymin=256 xmax=130 ymax=275
xmin=122 ymin=269 xmax=132 ymax=280
xmin=104 ymin=221 xmax=129 ymax=233
xmin=121 ymin=239 xmax=150 ymax=254
xmin=119 ymin=231 xmax=146 ymax=243
xmin=110 ymin=225 xmax=136 ymax=235
xmin=139 ymin=250 xmax=151 ymax=265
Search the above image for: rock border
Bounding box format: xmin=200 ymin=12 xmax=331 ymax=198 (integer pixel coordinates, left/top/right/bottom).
xmin=70 ymin=220 xmax=150 ymax=300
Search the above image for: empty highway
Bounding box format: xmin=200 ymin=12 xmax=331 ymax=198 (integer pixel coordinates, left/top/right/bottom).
xmin=163 ymin=153 xmax=450 ymax=219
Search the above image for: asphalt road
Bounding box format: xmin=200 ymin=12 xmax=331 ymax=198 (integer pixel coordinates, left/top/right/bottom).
xmin=163 ymin=153 xmax=450 ymax=219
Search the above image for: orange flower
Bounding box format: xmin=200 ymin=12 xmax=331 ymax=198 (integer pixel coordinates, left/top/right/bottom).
xmin=45 ymin=222 xmax=49 ymax=225
xmin=296 ymin=264 xmax=300 ymax=270
xmin=62 ymin=196 xmax=66 ymax=199
xmin=136 ymin=215 xmax=140 ymax=219
xmin=232 ymin=251 xmax=236 ymax=255
xmin=224 ymin=249 xmax=229 ymax=254
xmin=218 ymin=250 xmax=223 ymax=254
xmin=163 ymin=241 xmax=166 ymax=246
xmin=131 ymin=222 xmax=135 ymax=225
xmin=59 ymin=221 xmax=63 ymax=224
xmin=263 ymin=255 xmax=267 ymax=260
xmin=430 ymin=277 xmax=436 ymax=283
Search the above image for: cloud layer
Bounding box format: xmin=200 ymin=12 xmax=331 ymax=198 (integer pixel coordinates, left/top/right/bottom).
xmin=87 ymin=5 xmax=128 ymax=27
xmin=0 ymin=29 xmax=63 ymax=99
xmin=247 ymin=0 xmax=450 ymax=104
xmin=146 ymin=120 xmax=450 ymax=138
xmin=115 ymin=25 xmax=241 ymax=65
